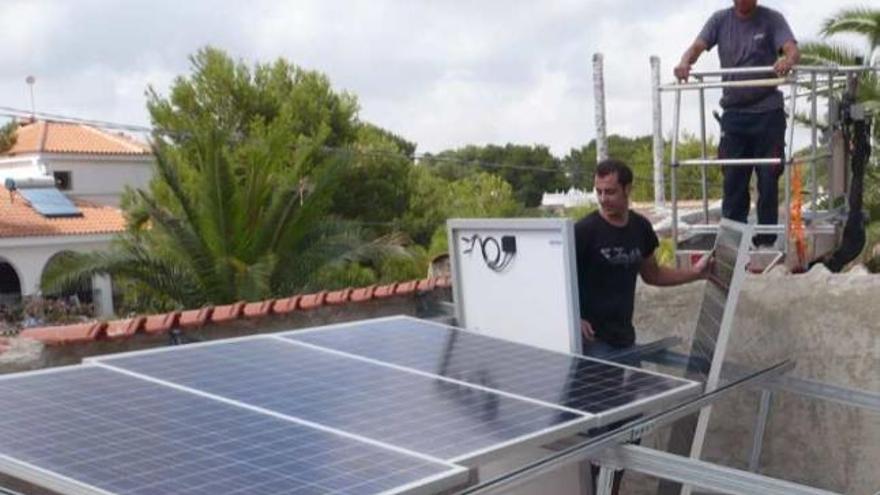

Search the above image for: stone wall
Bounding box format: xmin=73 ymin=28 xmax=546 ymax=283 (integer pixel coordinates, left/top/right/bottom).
xmin=628 ymin=266 xmax=879 ymax=495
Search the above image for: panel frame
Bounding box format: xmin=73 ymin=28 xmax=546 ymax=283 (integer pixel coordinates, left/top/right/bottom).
xmin=0 ymin=364 xmax=470 ymax=495
xmin=447 ymin=218 xmax=582 ymax=353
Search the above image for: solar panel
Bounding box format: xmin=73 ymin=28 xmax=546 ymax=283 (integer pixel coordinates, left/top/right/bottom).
xmin=94 ymin=337 xmax=591 ymax=464
xmin=284 ymin=317 xmax=701 ymax=426
xmin=17 ymin=187 xmax=81 ymax=217
xmin=0 ymin=366 xmax=467 ymax=495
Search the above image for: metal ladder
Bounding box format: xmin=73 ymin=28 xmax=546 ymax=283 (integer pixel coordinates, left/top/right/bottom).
xmin=652 ymin=63 xmax=874 ymax=272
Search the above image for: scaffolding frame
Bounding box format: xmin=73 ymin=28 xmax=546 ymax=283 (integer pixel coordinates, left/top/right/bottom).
xmin=651 ymin=61 xmax=879 ymax=269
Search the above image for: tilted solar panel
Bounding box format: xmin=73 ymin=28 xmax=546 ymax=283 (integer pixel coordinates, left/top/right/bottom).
xmin=94 ymin=337 xmax=591 ymax=464
xmin=284 ymin=316 xmax=700 ymax=427
xmin=0 ymin=366 xmax=466 ymax=495
xmin=17 ymin=187 xmax=81 ymax=217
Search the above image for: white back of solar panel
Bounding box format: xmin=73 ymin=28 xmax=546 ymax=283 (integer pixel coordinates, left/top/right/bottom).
xmin=447 ymin=218 xmax=581 ymax=353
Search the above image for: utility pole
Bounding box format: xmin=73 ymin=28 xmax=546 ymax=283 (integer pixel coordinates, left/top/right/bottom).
xmin=25 ymin=75 xmax=36 ymax=120
xmin=651 ymin=56 xmax=666 ymax=208
xmin=593 ymin=53 xmax=608 ymax=163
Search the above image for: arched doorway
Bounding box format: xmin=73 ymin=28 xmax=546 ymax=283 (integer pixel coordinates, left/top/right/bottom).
xmin=40 ymin=251 xmax=94 ymax=311
xmin=0 ymin=261 xmax=22 ymax=306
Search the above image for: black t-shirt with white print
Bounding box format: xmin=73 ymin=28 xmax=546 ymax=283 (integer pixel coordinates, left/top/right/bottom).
xmin=574 ymin=210 xmax=659 ymax=348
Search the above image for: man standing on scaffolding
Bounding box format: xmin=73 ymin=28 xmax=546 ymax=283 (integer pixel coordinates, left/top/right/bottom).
xmin=674 ymin=0 xmax=799 ymax=246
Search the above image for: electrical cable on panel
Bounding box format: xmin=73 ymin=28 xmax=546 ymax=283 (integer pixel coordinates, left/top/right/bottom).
xmin=461 ymin=234 xmax=516 ymax=272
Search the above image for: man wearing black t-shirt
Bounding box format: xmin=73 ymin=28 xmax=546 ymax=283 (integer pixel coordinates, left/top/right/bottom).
xmin=575 ymin=159 xmax=709 ymax=494
xmin=576 ymin=159 xmax=708 ymax=355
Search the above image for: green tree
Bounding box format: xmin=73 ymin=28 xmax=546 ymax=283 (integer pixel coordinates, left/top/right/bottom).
xmin=563 ymin=134 xmax=721 ymax=203
xmin=329 ymin=124 xmax=414 ymax=226
xmin=421 ymin=144 xmax=567 ymax=207
xmin=42 ymin=48 xmax=401 ymax=309
xmin=403 ymin=167 xmax=521 ymax=245
xmin=800 ymin=7 xmax=880 ymax=218
xmin=0 ymin=120 xmax=18 ymax=154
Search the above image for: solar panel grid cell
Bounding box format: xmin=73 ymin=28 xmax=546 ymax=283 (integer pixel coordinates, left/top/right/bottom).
xmin=0 ymin=367 xmax=463 ymax=495
xmin=284 ymin=318 xmax=696 ymax=417
xmin=96 ymin=338 xmax=587 ymax=463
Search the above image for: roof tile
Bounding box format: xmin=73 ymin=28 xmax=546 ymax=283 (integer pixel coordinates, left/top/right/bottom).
xmin=325 ymin=289 xmax=351 ymax=305
xmin=272 ymin=296 xmax=300 ymax=315
xmin=6 ymin=121 xmax=151 ymax=156
xmin=350 ymin=285 xmax=375 ymax=302
xmin=211 ymin=302 xmax=245 ymax=324
xmin=243 ymin=300 xmax=275 ymax=319
xmin=105 ymin=316 xmax=145 ymax=339
xmin=373 ymin=283 xmax=398 ymax=299
xmin=0 ymin=190 xmax=126 ymax=238
xmin=15 ymin=277 xmax=452 ymax=346
xmin=20 ymin=321 xmax=106 ymax=345
xmin=143 ymin=312 xmax=180 ymax=335
xmin=298 ymin=291 xmax=327 ymax=310
xmin=178 ymin=307 xmax=213 ymax=329
xmin=394 ymin=281 xmax=417 ymax=295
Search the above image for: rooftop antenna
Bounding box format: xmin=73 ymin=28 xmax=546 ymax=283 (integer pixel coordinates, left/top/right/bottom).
xmin=25 ymin=75 xmax=35 ymax=121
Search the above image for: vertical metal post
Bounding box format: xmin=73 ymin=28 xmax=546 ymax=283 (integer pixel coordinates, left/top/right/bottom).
xmin=671 ymin=88 xmax=682 ymax=262
xmin=748 ymin=390 xmax=774 ymax=472
xmin=783 ymin=79 xmax=797 ymax=254
xmin=697 ymin=76 xmax=710 ymax=223
xmin=827 ymin=72 xmax=834 ymax=205
xmin=593 ymin=53 xmax=609 ymax=163
xmin=810 ymin=73 xmax=818 ymax=213
xmin=651 ymin=56 xmax=666 ymax=209
xmin=595 ymin=466 xmax=615 ymax=495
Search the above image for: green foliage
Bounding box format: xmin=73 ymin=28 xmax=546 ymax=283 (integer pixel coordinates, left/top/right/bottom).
xmin=312 ymin=263 xmax=377 ymax=291
xmin=565 ymin=205 xmax=598 ymax=221
xmin=329 ymin=123 xmax=413 ymax=226
xmin=563 ymin=134 xmax=722 ymax=202
xmin=0 ymin=120 xmax=18 ymax=154
xmin=42 ymin=48 xmax=405 ymax=309
xmin=403 ymin=168 xmax=522 ymax=245
xmin=420 ymin=144 xmax=567 ymax=207
xmin=655 ymin=238 xmax=676 ymax=267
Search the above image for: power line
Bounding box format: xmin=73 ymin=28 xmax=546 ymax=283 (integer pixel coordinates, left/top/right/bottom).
xmin=0 ymin=105 xmax=719 ymax=187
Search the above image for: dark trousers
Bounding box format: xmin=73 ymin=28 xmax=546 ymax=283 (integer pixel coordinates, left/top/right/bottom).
xmin=719 ymin=109 xmax=786 ymax=246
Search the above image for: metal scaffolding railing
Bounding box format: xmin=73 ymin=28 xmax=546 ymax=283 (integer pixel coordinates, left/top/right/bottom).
xmin=651 ymin=61 xmax=879 ymax=265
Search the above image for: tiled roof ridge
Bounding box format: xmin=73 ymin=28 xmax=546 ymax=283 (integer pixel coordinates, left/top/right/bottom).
xmin=18 ymin=276 xmax=452 ymax=345
xmin=5 ymin=120 xmax=151 ymax=156
xmin=78 ymin=123 xmax=150 ymax=154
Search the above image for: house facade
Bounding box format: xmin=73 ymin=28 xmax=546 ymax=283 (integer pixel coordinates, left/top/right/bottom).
xmin=0 ymin=120 xmax=153 ymax=316
xmin=1 ymin=120 xmax=154 ymax=206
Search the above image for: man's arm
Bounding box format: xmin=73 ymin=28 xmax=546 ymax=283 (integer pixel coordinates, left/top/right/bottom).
xmin=773 ymin=40 xmax=800 ymax=76
xmin=674 ymin=39 xmax=709 ymax=81
xmin=639 ymin=252 xmax=709 ymax=287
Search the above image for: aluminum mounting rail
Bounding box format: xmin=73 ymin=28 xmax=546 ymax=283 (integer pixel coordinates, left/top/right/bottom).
xmin=457 ymin=360 xmax=794 ymax=495
xmin=596 ymin=444 xmax=841 ymax=495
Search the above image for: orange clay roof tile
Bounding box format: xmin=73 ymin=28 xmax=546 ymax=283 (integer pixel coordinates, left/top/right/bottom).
xmin=16 ymin=277 xmax=451 ymax=346
xmin=0 ymin=190 xmax=126 ymax=238
xmin=5 ymin=121 xmax=151 ymax=156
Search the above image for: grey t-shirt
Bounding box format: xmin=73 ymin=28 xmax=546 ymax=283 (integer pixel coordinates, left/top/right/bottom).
xmin=698 ymin=6 xmax=796 ymax=112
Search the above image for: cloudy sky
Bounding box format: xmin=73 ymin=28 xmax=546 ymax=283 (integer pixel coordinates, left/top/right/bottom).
xmin=0 ymin=0 xmax=860 ymax=156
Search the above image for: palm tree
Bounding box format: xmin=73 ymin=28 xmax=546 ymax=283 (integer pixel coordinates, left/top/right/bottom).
xmin=42 ymin=128 xmax=402 ymax=311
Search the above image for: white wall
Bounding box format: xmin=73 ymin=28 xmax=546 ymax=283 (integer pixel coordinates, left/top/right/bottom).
xmin=40 ymin=154 xmax=154 ymax=206
xmin=0 ymin=235 xmax=115 ymax=297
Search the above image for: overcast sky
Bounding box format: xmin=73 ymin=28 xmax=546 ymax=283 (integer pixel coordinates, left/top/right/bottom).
xmin=0 ymin=0 xmax=860 ymax=156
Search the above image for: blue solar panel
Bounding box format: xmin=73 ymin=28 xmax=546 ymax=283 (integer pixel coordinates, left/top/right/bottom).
xmin=283 ymin=317 xmax=700 ymax=424
xmin=0 ymin=366 xmax=466 ymax=495
xmin=95 ymin=338 xmax=591 ymax=463
xmin=18 ymin=187 xmax=81 ymax=217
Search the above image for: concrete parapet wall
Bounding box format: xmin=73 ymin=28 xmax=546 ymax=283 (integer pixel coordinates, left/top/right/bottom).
xmin=631 ymin=267 xmax=879 ymax=494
